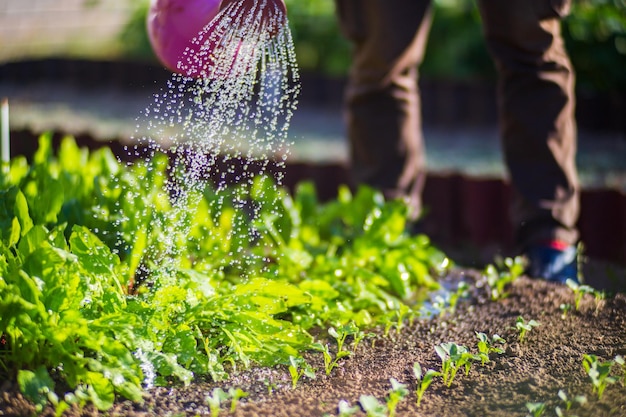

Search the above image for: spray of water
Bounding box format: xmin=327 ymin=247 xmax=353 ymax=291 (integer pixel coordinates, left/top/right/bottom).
xmin=128 ymin=0 xmax=299 ymax=285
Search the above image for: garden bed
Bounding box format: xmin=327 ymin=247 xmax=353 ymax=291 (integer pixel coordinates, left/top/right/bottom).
xmin=2 ymin=273 xmax=625 ymax=417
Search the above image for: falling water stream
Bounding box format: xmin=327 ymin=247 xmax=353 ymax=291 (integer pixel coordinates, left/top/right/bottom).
xmin=128 ymin=0 xmax=298 ymax=283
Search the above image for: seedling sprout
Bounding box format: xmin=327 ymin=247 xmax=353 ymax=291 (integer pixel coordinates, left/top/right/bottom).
xmin=515 ymin=316 xmax=540 ymax=343
xmin=582 ymin=354 xmax=617 ymax=399
xmin=413 ymin=362 xmax=440 ymax=407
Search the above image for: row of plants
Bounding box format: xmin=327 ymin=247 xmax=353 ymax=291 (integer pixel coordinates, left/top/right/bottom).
xmin=0 ymin=134 xmax=450 ymax=413
xmin=117 ymin=0 xmax=626 ymax=92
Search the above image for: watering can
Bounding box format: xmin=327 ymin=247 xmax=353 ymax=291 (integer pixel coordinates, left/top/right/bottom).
xmin=147 ymin=0 xmax=286 ymax=77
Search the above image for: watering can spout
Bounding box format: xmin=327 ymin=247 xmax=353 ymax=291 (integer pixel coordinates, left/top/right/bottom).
xmin=148 ymin=0 xmax=287 ymax=77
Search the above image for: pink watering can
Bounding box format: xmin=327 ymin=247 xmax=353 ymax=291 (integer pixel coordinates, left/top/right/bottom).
xmin=147 ymin=0 xmax=286 ymax=77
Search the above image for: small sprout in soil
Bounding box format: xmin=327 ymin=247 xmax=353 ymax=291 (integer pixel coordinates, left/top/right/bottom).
xmin=525 ymin=402 xmax=546 ymax=417
xmin=413 ymin=362 xmax=440 ymax=407
xmin=484 ymin=256 xmax=524 ymax=301
xmin=515 ymin=316 xmax=540 ymax=343
xmin=557 ymin=389 xmax=587 ymax=413
xmin=560 ymin=303 xmax=572 ymax=319
xmin=566 ymin=279 xmax=596 ymax=311
xmin=475 ymin=332 xmax=506 ymax=364
xmin=582 ymin=354 xmax=617 ymax=399
xmin=227 ymin=387 xmax=248 ymax=412
xmin=263 ymin=378 xmax=278 ymax=395
xmin=205 ymin=387 xmax=229 ymax=417
xmin=386 ymin=378 xmax=409 ymax=417
xmin=336 ymin=399 xmax=360 ymax=417
xmin=435 ymin=342 xmax=479 ymax=387
xmin=359 ymin=395 xmax=387 ymax=417
xmin=288 ymin=355 xmax=316 ymax=389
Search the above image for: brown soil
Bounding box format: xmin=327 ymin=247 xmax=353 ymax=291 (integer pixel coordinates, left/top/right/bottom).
xmin=2 ymin=270 xmax=626 ymax=417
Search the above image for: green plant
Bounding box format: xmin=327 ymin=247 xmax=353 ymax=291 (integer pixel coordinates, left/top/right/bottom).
xmin=205 ymin=388 xmax=229 ymax=417
xmin=1 ymin=135 xmax=450 ymax=411
xmin=288 ymin=355 xmax=316 ymax=389
xmin=358 ymin=395 xmax=387 ymax=417
xmin=475 ymin=332 xmax=506 ymax=364
xmin=582 ymin=354 xmax=617 ymax=399
xmin=555 ymin=389 xmax=587 ymax=416
xmin=483 ymin=256 xmax=524 ymax=301
xmin=435 ymin=342 xmax=479 ymax=387
xmin=560 ymin=303 xmax=572 ymax=319
xmin=228 ymin=387 xmax=248 ymax=413
xmin=386 ymin=378 xmax=409 ymax=417
xmin=515 ymin=317 xmax=540 ymax=343
xmin=525 ymin=402 xmax=546 ymax=417
xmin=336 ymin=399 xmax=360 ymax=417
xmin=566 ymin=279 xmax=596 ymax=311
xmin=413 ymin=362 xmax=440 ymax=407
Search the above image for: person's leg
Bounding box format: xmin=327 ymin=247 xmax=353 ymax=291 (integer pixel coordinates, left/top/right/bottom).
xmin=335 ymin=0 xmax=433 ymax=219
xmin=477 ymin=0 xmax=579 ymax=262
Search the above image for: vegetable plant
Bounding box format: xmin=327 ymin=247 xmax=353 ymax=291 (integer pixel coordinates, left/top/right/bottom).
xmin=483 ymin=256 xmax=524 ymax=301
xmin=0 ymin=135 xmax=451 ymax=412
xmin=565 ymin=279 xmax=596 ymax=311
xmin=358 ymin=395 xmax=387 ymax=417
xmin=413 ymin=362 xmax=440 ymax=407
xmin=475 ymin=332 xmax=506 ymax=364
xmin=525 ymin=402 xmax=546 ymax=417
xmin=288 ymin=355 xmax=316 ymax=389
xmin=515 ymin=316 xmax=540 ymax=343
xmin=386 ymin=378 xmax=409 ymax=417
xmin=582 ymin=354 xmax=617 ymax=399
xmin=435 ymin=342 xmax=479 ymax=387
xmin=555 ymin=389 xmax=587 ymax=416
xmin=206 ymin=387 xmax=230 ymax=417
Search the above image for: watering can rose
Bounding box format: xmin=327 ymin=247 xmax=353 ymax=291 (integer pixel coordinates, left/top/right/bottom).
xmin=147 ymin=0 xmax=287 ymax=77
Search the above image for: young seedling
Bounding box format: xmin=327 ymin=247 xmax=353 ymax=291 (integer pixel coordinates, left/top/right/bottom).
xmin=525 ymin=402 xmax=546 ymax=417
xmin=312 ymin=340 xmax=351 ymax=376
xmin=359 ymin=395 xmax=387 ymax=417
xmin=582 ymin=354 xmax=617 ymax=399
xmin=484 ymin=256 xmax=524 ymax=301
xmin=413 ymin=362 xmax=440 ymax=407
xmin=336 ymin=399 xmax=360 ymax=417
xmin=559 ymin=303 xmax=572 ymax=319
xmin=475 ymin=332 xmax=506 ymax=364
xmin=515 ymin=316 xmax=540 ymax=343
xmin=205 ymin=387 xmax=229 ymax=417
xmin=227 ymin=387 xmax=248 ymax=413
xmin=435 ymin=342 xmax=478 ymax=387
xmin=288 ymin=355 xmax=316 ymax=389
xmin=386 ymin=378 xmax=409 ymax=417
xmin=556 ymin=389 xmax=587 ymax=414
xmin=566 ymin=279 xmax=596 ymax=311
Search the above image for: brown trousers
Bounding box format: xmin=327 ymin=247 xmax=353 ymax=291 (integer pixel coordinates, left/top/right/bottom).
xmin=335 ymin=0 xmax=580 ymax=249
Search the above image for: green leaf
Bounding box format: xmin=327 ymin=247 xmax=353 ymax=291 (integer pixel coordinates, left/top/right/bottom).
xmin=17 ymin=366 xmax=58 ymax=411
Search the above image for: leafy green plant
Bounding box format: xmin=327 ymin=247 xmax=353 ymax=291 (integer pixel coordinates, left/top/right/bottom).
xmin=413 ymin=362 xmax=440 ymax=407
xmin=435 ymin=342 xmax=479 ymax=387
xmin=1 ymin=135 xmax=450 ymax=411
xmin=560 ymin=303 xmax=572 ymax=319
xmin=515 ymin=317 xmax=540 ymax=343
xmin=582 ymin=354 xmax=617 ymax=399
xmin=206 ymin=387 xmax=230 ymax=417
xmin=483 ymin=256 xmax=524 ymax=301
xmin=525 ymin=402 xmax=546 ymax=417
xmin=359 ymin=395 xmax=387 ymax=417
xmin=227 ymin=387 xmax=248 ymax=413
xmin=565 ymin=279 xmax=596 ymax=311
xmin=288 ymin=355 xmax=316 ymax=389
xmin=475 ymin=332 xmax=506 ymax=364
xmin=336 ymin=399 xmax=360 ymax=417
xmin=555 ymin=389 xmax=587 ymax=416
xmin=386 ymin=378 xmax=409 ymax=417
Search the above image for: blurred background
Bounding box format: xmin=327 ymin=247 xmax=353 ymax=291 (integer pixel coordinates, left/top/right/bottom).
xmin=1 ymin=0 xmax=625 ymax=271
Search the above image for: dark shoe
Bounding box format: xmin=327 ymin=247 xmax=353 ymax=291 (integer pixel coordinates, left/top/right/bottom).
xmin=525 ymin=241 xmax=579 ymax=284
